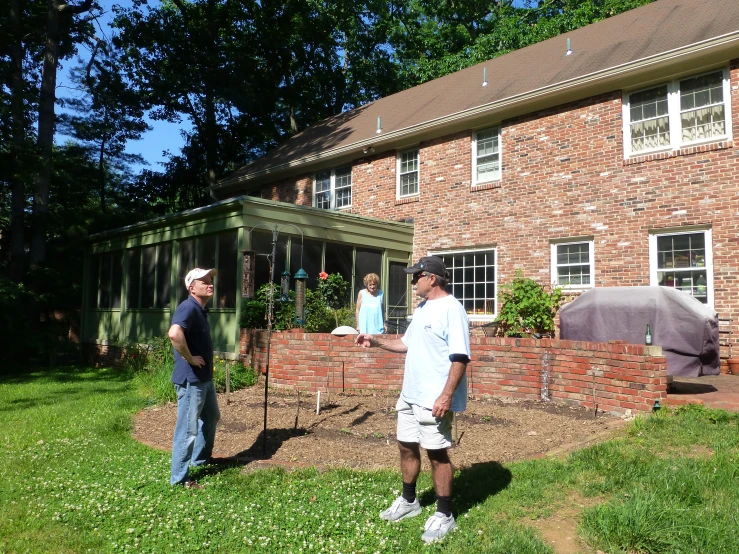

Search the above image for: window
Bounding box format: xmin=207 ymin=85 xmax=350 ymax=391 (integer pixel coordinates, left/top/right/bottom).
xmin=397 ymin=149 xmax=419 ymax=198
xmin=623 ymin=69 xmax=731 ymax=157
xmin=313 ymin=167 xmax=352 ymax=209
xmin=551 ymin=240 xmax=594 ymax=289
xmin=435 ymin=249 xmax=496 ymax=320
xmin=472 ymin=127 xmax=501 ymax=184
xmin=128 ymin=243 xmax=172 ymax=309
xmin=649 ymin=229 xmax=712 ymax=305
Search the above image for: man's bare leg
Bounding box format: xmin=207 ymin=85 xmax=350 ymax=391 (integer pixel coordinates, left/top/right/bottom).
xmin=427 ymin=448 xmax=453 ymax=497
xmin=398 ymin=440 xmax=421 ymax=483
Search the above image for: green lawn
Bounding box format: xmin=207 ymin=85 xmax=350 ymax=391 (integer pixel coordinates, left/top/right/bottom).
xmin=1 ymin=367 xmax=738 ymax=553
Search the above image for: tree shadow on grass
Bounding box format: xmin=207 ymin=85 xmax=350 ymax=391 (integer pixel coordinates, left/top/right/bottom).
xmin=418 ymin=461 xmax=512 ymax=514
xmin=0 ymin=365 xmax=132 ymax=385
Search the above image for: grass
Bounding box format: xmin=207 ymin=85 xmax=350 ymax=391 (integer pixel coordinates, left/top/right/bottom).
xmin=1 ymin=367 xmax=738 ymax=553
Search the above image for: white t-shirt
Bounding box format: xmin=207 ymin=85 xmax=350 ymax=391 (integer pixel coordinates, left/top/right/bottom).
xmin=400 ymin=294 xmax=471 ymax=412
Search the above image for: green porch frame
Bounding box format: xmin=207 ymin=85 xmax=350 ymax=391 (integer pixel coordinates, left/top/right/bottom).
xmin=82 ymin=196 xmax=414 ymax=357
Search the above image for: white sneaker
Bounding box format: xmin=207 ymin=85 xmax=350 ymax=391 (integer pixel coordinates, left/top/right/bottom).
xmin=421 ymin=512 xmax=457 ymax=543
xmin=379 ymin=495 xmax=422 ymax=521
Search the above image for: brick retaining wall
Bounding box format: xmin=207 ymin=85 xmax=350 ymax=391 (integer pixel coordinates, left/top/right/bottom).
xmin=240 ymin=329 xmax=667 ymax=415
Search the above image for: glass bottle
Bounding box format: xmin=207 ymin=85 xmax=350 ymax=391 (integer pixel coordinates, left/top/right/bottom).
xmin=645 ymin=323 xmax=652 ymax=345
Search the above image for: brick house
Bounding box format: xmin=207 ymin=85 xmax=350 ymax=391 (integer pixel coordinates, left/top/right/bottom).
xmin=213 ymin=0 xmax=739 ymax=343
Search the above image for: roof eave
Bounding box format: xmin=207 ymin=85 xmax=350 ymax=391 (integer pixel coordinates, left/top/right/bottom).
xmin=212 ymin=30 xmax=739 ymax=195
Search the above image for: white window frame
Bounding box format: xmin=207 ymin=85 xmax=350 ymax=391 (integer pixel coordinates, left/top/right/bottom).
xmin=312 ymin=167 xmax=352 ymax=210
xmin=622 ymin=68 xmax=732 ymax=159
xmin=649 ymin=228 xmax=713 ymax=307
xmin=550 ymin=239 xmax=594 ymax=290
xmin=396 ymin=148 xmax=420 ymax=199
xmin=471 ymin=127 xmax=502 ymax=185
xmin=431 ymin=247 xmax=497 ymax=322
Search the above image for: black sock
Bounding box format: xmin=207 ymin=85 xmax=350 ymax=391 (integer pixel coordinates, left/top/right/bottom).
xmin=436 ymin=495 xmax=452 ymax=516
xmin=402 ymin=481 xmax=416 ymax=503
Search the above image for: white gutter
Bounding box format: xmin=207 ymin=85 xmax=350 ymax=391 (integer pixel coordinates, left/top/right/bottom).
xmin=213 ymin=30 xmax=739 ymax=191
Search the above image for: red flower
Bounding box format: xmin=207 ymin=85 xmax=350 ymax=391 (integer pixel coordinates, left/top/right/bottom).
xmin=319 ymin=271 xmax=329 ymax=280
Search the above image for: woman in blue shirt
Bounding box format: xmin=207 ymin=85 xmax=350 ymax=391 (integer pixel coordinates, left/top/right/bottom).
xmin=355 ymin=273 xmax=385 ymax=334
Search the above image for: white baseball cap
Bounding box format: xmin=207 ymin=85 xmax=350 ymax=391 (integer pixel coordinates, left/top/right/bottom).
xmin=184 ymin=268 xmax=217 ymax=289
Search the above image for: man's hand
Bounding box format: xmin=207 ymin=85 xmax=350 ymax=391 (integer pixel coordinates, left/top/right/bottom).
xmin=355 ymin=333 xmax=372 ymax=348
xmin=432 ymin=393 xmax=452 ymax=418
xmin=189 ymin=356 xmax=205 ymax=367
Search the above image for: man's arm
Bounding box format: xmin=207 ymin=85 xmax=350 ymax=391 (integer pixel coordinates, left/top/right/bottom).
xmin=431 ymin=360 xmax=467 ymax=418
xmin=168 ymin=324 xmax=205 ymax=367
xmin=355 ymin=333 xmax=408 ymax=353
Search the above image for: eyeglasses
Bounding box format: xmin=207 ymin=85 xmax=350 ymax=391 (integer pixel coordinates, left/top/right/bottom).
xmin=411 ymin=273 xmax=432 ymax=284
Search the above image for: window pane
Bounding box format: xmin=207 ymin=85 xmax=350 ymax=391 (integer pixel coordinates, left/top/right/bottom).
xmin=155 ymin=244 xmax=172 ymax=309
xmin=99 ymin=254 xmax=111 ymax=309
xmin=127 ymin=249 xmax=141 ymax=309
xmin=315 ymin=172 xmax=331 ymax=209
xmin=387 ymin=261 xmax=409 ymax=331
xmin=399 ymin=150 xmax=419 ymax=197
xmin=140 ymin=246 xmax=156 ymax=309
xmin=438 ymin=250 xmax=495 ymax=316
xmin=111 ymin=252 xmax=122 ymax=309
xmin=555 ymin=243 xmax=591 ymax=287
xmin=178 ymin=239 xmax=195 ymax=303
xmin=656 ymin=232 xmax=709 ymax=303
xmin=355 ymin=247 xmax=382 ymax=299
xmin=630 ymin=85 xmax=669 ymax=152
xmin=217 ymin=231 xmax=237 ymax=309
xmin=334 ymin=167 xmax=352 ymax=208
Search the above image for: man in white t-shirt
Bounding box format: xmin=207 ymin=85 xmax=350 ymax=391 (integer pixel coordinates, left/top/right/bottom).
xmin=355 ymin=255 xmax=470 ymax=544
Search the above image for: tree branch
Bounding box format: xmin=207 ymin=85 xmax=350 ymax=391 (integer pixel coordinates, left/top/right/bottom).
xmin=55 ymin=0 xmax=94 ymax=15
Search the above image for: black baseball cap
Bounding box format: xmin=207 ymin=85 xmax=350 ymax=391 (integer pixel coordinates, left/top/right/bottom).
xmin=403 ymin=256 xmax=449 ymax=279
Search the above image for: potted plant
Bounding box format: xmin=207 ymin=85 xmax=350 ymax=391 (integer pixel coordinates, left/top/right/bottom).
xmin=494 ymin=271 xmax=563 ymax=338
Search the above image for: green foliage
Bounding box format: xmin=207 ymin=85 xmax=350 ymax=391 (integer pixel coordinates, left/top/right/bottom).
xmin=494 ymin=271 xmax=563 ymax=336
xmin=124 ymin=335 xmax=255 ymax=404
xmin=240 ymin=298 xmax=268 ymax=329
xmin=305 ymin=273 xmax=353 ymax=332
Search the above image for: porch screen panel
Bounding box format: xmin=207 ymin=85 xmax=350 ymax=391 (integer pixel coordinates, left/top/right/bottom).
xmin=291 ymin=238 xmax=323 ymax=291
xmin=217 ymin=231 xmax=238 ymax=308
xmin=354 ymin=248 xmax=382 ymax=299
xmin=99 ymin=254 xmax=111 ymax=309
xmin=178 ymin=239 xmax=195 ymax=303
xmin=198 ymin=235 xmax=217 ymax=271
xmin=325 ymin=242 xmax=353 ymax=304
xmin=141 ymin=246 xmax=156 ymax=309
xmin=87 ymin=255 xmax=100 ymax=309
xmin=155 ymin=244 xmax=172 ymax=309
xmin=111 ymin=252 xmax=122 ymax=309
xmin=127 ymin=249 xmax=141 ymax=309
xmin=252 ymin=232 xmax=287 ymax=292
xmin=387 ymin=262 xmax=409 ymax=333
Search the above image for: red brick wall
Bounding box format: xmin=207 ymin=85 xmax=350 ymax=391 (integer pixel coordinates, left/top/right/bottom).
xmin=240 ymin=329 xmax=667 ymax=415
xmin=253 ymin=62 xmax=739 ymax=337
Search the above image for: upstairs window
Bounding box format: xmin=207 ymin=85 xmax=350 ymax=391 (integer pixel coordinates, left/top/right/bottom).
xmin=313 ymin=167 xmax=352 ymax=209
xmin=551 ymin=240 xmax=594 ymax=290
xmin=397 ymin=149 xmax=419 ymax=198
xmin=472 ymin=127 xmax=501 ymax=184
xmin=624 ymin=69 xmax=731 ymax=157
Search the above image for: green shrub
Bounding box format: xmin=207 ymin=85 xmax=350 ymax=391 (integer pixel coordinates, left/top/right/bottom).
xmin=240 ymin=298 xmax=267 ymax=329
xmin=495 ymin=270 xmax=563 ymax=336
xmin=213 ymin=357 xmax=257 ymax=392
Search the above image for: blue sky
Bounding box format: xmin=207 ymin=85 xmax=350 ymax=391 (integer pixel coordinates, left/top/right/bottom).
xmin=60 ymin=0 xmax=528 ymax=173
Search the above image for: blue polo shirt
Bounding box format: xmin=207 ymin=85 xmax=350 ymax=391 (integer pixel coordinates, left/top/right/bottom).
xmin=171 ymin=296 xmax=214 ymax=385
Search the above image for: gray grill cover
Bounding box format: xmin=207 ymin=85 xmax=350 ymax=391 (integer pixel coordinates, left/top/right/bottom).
xmin=559 ymin=287 xmax=719 ymax=377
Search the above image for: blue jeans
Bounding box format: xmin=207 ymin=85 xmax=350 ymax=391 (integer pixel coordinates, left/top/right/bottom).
xmin=170 ymin=380 xmax=221 ymax=485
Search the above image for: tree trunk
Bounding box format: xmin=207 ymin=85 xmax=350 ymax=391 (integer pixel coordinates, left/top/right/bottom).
xmin=31 ymin=0 xmax=93 ymax=264
xmin=9 ymin=0 xmax=26 ymax=280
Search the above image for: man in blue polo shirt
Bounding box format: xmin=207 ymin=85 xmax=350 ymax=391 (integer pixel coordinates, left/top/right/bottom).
xmin=168 ymin=267 xmax=220 ymax=488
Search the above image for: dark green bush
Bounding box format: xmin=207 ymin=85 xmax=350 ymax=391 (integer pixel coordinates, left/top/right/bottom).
xmin=494 ymin=271 xmax=563 ymax=336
